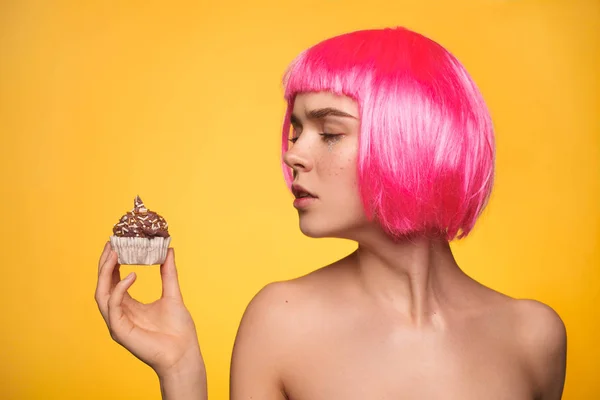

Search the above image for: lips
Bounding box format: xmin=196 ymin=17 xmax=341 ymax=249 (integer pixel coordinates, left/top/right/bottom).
xmin=292 ymin=184 xmax=317 ymax=199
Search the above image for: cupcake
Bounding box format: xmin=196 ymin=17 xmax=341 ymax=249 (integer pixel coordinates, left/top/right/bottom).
xmin=110 ymin=196 xmax=171 ymax=265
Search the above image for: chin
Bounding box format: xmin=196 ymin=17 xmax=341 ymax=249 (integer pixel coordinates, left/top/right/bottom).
xmin=298 ymin=215 xmax=366 ymax=240
xmin=298 ymin=221 xmax=331 ymax=238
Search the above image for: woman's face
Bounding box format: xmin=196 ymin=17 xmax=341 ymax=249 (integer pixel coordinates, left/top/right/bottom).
xmin=284 ymin=91 xmax=369 ymax=239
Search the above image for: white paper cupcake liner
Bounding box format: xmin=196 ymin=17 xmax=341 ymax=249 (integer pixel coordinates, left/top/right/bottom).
xmin=109 ymin=236 xmax=171 ymax=265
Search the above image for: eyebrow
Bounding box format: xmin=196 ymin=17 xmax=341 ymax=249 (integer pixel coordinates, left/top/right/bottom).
xmin=290 ymin=107 xmax=358 ymax=125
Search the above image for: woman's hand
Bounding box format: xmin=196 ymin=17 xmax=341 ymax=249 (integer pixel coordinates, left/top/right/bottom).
xmin=94 ymin=242 xmax=205 ymax=381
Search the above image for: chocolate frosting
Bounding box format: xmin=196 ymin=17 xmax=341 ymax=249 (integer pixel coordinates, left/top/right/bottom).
xmin=113 ymin=196 xmax=170 ymax=238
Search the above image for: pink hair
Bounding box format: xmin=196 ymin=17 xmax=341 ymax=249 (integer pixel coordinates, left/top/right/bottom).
xmin=281 ymin=27 xmax=495 ymax=241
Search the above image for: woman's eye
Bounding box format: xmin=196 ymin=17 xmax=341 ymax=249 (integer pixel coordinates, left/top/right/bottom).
xmin=288 ymin=133 xmax=342 ymax=145
xmin=320 ymin=133 xmax=342 ymax=142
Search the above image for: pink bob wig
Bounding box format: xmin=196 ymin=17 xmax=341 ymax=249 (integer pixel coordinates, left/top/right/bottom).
xmin=281 ymin=27 xmax=495 ymax=241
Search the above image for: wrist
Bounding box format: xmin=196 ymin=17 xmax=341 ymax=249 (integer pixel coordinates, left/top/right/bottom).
xmin=157 ymin=348 xmax=207 ymax=400
xmin=158 ymin=364 xmax=207 ymax=400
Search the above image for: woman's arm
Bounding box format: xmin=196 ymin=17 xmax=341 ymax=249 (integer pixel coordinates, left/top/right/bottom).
xmin=159 ymin=360 xmax=208 ymax=400
xmin=230 ymin=283 xmax=292 ymax=400
xmin=96 ymin=241 xmax=293 ymax=400
xmin=95 ymin=243 xmax=208 ymax=400
xmin=517 ymin=300 xmax=567 ymax=400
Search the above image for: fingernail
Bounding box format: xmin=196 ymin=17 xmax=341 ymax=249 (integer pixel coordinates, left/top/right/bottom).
xmin=125 ymin=272 xmax=135 ymax=280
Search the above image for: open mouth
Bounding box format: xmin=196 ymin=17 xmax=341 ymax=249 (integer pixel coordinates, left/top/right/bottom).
xmin=292 ymin=184 xmax=317 ymax=199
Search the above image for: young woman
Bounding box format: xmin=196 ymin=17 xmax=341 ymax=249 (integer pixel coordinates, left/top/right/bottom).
xmin=95 ymin=27 xmax=567 ymax=400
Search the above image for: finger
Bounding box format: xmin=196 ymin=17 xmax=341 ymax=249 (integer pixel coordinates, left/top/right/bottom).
xmin=95 ymin=250 xmax=119 ymax=321
xmin=160 ymin=248 xmax=183 ymax=301
xmin=107 ymin=272 xmax=137 ymax=341
xmin=98 ymin=241 xmax=111 ymax=276
xmin=111 ymin=264 xmax=136 ymax=303
xmin=111 ymin=263 xmax=121 ymax=288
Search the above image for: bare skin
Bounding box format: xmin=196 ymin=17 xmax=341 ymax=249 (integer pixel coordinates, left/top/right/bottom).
xmin=95 ymin=91 xmax=567 ymax=400
xmin=231 ymin=242 xmax=567 ymax=400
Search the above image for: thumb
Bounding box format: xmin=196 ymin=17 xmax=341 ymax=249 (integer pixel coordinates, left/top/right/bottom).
xmin=160 ymin=248 xmax=183 ymax=301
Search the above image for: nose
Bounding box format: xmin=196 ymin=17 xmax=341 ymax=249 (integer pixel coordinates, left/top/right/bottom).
xmin=283 ymin=141 xmax=314 ymax=176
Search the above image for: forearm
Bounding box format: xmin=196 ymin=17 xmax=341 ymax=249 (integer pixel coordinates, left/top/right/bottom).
xmin=158 ymin=360 xmax=208 ymax=400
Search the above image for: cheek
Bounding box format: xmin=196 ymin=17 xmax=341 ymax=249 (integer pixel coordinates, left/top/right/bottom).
xmin=320 ymin=145 xmax=359 ymax=193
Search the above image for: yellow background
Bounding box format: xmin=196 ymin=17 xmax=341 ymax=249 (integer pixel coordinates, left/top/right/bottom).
xmin=1 ymin=0 xmax=598 ymax=398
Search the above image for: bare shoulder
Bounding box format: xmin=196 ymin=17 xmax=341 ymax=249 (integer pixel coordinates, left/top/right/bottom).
xmin=230 ymin=279 xmax=322 ymax=399
xmin=234 ymin=258 xmax=352 ymax=349
xmin=234 ymin=280 xmax=300 ymax=343
xmin=509 ymin=299 xmax=567 ymax=399
xmin=510 ymin=299 xmax=567 ymax=352
xmin=476 ymin=290 xmax=566 ymax=347
xmin=236 ymin=257 xmax=355 ymax=339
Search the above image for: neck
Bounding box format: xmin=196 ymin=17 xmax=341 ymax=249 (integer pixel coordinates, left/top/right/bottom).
xmin=350 ymin=229 xmax=467 ymax=327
